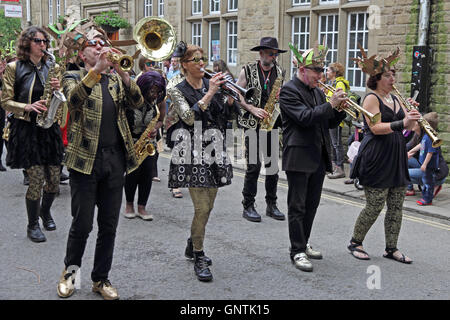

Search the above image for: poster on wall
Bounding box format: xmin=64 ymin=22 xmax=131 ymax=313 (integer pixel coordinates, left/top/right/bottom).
xmin=4 ymin=4 xmax=23 ymax=18
xmin=212 ymin=40 xmax=220 ymax=62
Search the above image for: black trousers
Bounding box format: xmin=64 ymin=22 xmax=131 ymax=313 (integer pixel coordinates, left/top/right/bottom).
xmin=124 ymin=155 xmax=154 ymax=206
xmin=64 ymin=146 xmax=125 ymax=282
xmin=286 ymin=159 xmax=325 ymax=258
xmin=242 ymin=129 xmax=279 ymax=208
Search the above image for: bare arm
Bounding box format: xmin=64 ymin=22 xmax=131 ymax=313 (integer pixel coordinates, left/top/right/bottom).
xmin=421 ymin=152 xmax=434 ymax=172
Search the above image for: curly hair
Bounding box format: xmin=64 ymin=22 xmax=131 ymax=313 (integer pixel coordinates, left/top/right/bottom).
xmin=328 ymin=62 xmax=345 ymax=78
xmin=16 ymin=26 xmax=50 ymax=62
xmin=136 ymin=70 xmax=166 ymax=104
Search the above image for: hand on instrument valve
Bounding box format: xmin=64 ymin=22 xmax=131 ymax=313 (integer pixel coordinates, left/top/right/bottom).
xmin=329 ymin=88 xmax=348 ymax=110
xmin=50 ymin=77 xmax=61 ymax=91
xmin=406 ymin=97 xmax=420 ymax=109
xmin=148 ymin=129 xmax=158 ymax=139
xmin=24 ymin=100 xmax=47 ymax=114
xmin=403 ymin=108 xmax=421 ymax=130
xmin=250 ymin=106 xmax=269 ymax=120
xmin=208 ymin=71 xmax=226 ymax=95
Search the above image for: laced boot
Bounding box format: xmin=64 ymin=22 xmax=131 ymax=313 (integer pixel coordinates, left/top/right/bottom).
xmin=40 ymin=192 xmax=56 ymax=231
xmin=26 ymin=198 xmax=46 ymax=243
xmin=327 ymin=166 xmax=345 ymax=179
xmin=242 ymin=204 xmax=261 ymax=222
xmin=266 ymin=202 xmax=285 ymax=220
xmin=184 ymin=238 xmax=212 ymax=265
xmin=194 ymin=251 xmax=213 ymax=282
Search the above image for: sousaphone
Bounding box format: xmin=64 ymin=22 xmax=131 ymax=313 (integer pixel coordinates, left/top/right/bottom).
xmin=133 ymin=17 xmax=177 ymax=62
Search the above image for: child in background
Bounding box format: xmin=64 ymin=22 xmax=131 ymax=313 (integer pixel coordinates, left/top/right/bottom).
xmin=416 ymin=112 xmax=440 ymax=206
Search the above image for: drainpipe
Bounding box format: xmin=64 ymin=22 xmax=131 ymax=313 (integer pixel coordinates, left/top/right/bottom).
xmin=410 ymin=0 xmax=432 ymax=112
xmin=26 ymin=0 xmax=32 ymax=26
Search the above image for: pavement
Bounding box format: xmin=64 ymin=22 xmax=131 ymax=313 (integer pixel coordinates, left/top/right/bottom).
xmin=224 ymin=144 xmax=450 ymax=222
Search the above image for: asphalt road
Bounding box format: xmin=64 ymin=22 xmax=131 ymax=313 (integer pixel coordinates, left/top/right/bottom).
xmin=0 ymin=152 xmax=449 ymax=302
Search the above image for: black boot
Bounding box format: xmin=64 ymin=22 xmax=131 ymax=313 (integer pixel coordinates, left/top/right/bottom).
xmin=185 ymin=238 xmax=212 ymax=266
xmin=40 ymin=192 xmax=56 ymax=231
xmin=26 ymin=198 xmax=46 ymax=243
xmin=23 ymin=170 xmax=29 ymax=186
xmin=194 ymin=251 xmax=213 ymax=282
xmin=0 ymin=161 xmax=6 ymax=172
xmin=243 ymin=204 xmax=261 ymax=222
xmin=60 ymin=166 xmax=69 ymax=183
xmin=266 ymin=202 xmax=285 ymax=221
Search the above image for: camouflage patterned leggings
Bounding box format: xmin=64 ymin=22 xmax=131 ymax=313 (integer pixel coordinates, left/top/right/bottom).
xmin=25 ymin=165 xmax=60 ymax=201
xmin=352 ymin=186 xmax=406 ymax=249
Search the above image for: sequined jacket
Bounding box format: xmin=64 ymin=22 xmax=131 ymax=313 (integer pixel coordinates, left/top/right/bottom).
xmin=62 ymin=69 xmax=144 ymax=175
xmin=1 ymin=60 xmax=51 ymax=122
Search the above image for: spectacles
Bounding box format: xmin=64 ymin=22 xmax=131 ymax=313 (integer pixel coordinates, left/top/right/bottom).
xmin=187 ymin=56 xmax=208 ymax=64
xmin=306 ymin=66 xmax=325 ymax=73
xmin=32 ymin=38 xmax=50 ymax=44
xmin=83 ymin=39 xmax=106 ymax=48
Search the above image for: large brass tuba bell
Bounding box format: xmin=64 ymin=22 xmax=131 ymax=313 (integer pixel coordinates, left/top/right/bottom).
xmin=133 ymin=17 xmax=177 ymax=62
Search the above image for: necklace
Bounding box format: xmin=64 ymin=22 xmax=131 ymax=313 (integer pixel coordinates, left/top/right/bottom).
xmin=383 ymin=95 xmax=393 ymax=104
xmin=258 ymin=62 xmax=272 ymax=90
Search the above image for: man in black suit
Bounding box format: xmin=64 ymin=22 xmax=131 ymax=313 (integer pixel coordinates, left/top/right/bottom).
xmin=279 ymin=43 xmax=347 ymax=272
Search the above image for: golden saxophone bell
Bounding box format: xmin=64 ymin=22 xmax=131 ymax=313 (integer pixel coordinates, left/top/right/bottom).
xmin=133 ymin=17 xmax=177 ymax=62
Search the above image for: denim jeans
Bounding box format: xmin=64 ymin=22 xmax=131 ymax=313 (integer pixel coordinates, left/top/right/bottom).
xmin=329 ymin=126 xmax=344 ymax=168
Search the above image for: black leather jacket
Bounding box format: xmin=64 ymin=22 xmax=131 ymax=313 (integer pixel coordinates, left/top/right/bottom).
xmin=1 ymin=59 xmax=50 ymax=122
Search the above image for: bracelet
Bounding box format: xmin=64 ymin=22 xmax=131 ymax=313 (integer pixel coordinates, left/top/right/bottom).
xmin=82 ymin=69 xmax=101 ymax=88
xmin=390 ymin=120 xmax=404 ymax=132
xmin=197 ymin=100 xmax=209 ymax=111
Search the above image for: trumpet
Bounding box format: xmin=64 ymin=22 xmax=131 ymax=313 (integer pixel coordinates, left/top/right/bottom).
xmin=106 ymin=52 xmax=134 ymax=72
xmin=318 ymin=81 xmax=381 ymax=124
xmin=201 ymin=68 xmax=255 ymax=103
xmin=392 ymin=85 xmax=442 ymax=148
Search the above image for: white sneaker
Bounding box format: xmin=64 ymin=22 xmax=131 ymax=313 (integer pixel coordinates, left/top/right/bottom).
xmin=306 ymin=243 xmax=323 ymax=260
xmin=292 ymin=253 xmax=313 ymax=272
xmin=123 ymin=211 xmax=137 ymax=219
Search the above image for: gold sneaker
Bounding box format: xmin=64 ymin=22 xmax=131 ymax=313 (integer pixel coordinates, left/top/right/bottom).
xmin=92 ymin=280 xmax=119 ymax=300
xmin=306 ymin=243 xmax=323 ymax=260
xmin=57 ymin=269 xmax=76 ymax=298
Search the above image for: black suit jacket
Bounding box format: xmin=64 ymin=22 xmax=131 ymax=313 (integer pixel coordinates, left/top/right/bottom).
xmin=279 ymin=76 xmax=346 ymax=173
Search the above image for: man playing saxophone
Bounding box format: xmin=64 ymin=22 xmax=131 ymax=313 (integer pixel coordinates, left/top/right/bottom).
xmin=1 ymin=26 xmax=64 ymax=243
xmin=236 ymin=37 xmax=287 ymax=223
xmin=123 ymin=71 xmax=166 ymax=221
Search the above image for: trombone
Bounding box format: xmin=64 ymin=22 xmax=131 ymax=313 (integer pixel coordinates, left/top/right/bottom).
xmin=318 ymin=81 xmax=381 ymax=124
xmin=201 ymin=68 xmax=256 ymax=103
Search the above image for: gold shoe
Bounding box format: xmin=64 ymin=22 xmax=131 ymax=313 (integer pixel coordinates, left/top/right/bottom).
xmin=57 ymin=269 xmax=76 ymax=298
xmin=92 ymin=280 xmax=119 ymax=300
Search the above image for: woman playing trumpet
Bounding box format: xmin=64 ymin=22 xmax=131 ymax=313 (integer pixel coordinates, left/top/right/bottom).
xmin=348 ymin=47 xmax=421 ymax=263
xmin=1 ymin=26 xmax=64 ymax=242
xmin=166 ymin=42 xmax=239 ymax=282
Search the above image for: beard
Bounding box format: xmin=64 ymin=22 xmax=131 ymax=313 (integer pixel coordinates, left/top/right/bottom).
xmin=261 ymin=60 xmax=273 ymax=68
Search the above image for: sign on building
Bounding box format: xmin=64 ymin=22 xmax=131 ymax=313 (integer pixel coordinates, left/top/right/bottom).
xmin=4 ymin=4 xmax=23 ymax=18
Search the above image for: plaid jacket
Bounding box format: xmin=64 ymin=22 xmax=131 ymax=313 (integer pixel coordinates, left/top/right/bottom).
xmin=62 ymin=69 xmax=144 ymax=175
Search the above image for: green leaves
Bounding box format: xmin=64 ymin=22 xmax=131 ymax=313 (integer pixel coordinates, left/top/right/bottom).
xmin=94 ymin=10 xmax=131 ymax=29
xmin=0 ymin=8 xmax=21 ymax=57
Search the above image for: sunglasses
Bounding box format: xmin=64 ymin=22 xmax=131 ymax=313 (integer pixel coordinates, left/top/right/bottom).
xmin=187 ymin=56 xmax=208 ymax=64
xmin=266 ymin=52 xmax=280 ymax=57
xmin=145 ymin=61 xmax=155 ymax=67
xmin=83 ymin=39 xmax=106 ymax=48
xmin=306 ymin=66 xmax=325 ymax=73
xmin=32 ymin=38 xmax=50 ymax=44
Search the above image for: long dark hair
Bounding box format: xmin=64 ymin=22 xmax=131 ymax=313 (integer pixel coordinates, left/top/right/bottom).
xmin=17 ymin=26 xmax=50 ymax=62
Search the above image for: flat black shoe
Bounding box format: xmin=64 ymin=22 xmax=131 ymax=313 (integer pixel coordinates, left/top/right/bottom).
xmin=0 ymin=163 xmax=6 ymax=172
xmin=185 ymin=238 xmax=212 ymax=266
xmin=243 ymin=205 xmax=261 ymax=222
xmin=266 ymin=203 xmax=285 ymax=221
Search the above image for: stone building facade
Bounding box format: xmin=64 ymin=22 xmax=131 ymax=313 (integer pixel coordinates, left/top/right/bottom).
xmin=17 ymin=0 xmax=450 ymax=158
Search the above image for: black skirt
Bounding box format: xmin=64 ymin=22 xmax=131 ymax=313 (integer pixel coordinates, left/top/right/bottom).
xmin=6 ymin=115 xmax=64 ymax=169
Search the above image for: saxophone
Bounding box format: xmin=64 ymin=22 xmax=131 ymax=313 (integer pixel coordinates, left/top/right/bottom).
xmin=259 ymin=70 xmax=285 ymax=131
xmin=36 ymin=50 xmax=67 ymax=129
xmin=135 ymin=106 xmax=161 ymax=165
xmin=392 ymin=85 xmax=442 ymax=148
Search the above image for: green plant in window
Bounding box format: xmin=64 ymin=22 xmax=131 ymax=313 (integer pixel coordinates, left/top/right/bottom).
xmin=94 ymin=10 xmax=131 ymax=29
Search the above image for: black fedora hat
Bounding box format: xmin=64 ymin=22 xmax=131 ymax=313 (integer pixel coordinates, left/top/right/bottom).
xmin=250 ymin=37 xmax=287 ymax=53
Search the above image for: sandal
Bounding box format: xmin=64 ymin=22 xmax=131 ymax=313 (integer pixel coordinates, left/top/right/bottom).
xmin=171 ymin=188 xmax=183 ymax=198
xmin=383 ymin=248 xmax=412 ymax=264
xmin=347 ymin=242 xmax=370 ymax=260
